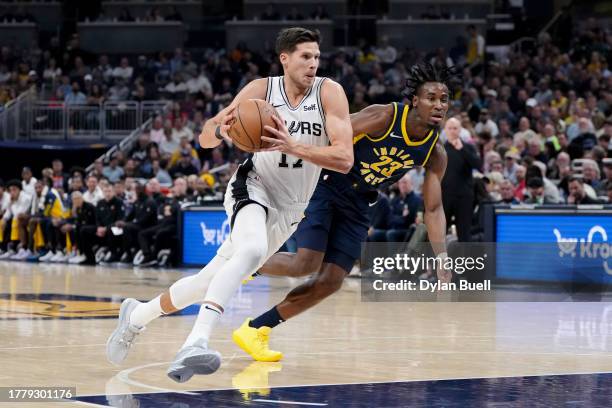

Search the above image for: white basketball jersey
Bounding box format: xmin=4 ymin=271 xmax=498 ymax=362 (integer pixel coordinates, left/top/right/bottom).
xmin=251 ymin=76 xmax=329 ymax=209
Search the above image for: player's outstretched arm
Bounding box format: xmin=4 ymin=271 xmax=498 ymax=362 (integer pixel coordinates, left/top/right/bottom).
xmin=423 ymin=143 xmax=451 ymax=283
xmin=262 ymin=80 xmax=354 ymax=173
xmin=199 ymin=78 xmax=268 ymax=149
xmin=350 ymin=104 xmax=393 ymax=136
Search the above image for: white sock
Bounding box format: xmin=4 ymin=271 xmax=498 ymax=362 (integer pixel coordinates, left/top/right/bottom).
xmin=129 ymin=295 xmax=163 ymax=328
xmin=128 ymin=255 xmax=227 ymax=328
xmin=182 ymin=204 xmax=269 ymax=348
xmin=182 ymin=303 xmax=223 ymax=349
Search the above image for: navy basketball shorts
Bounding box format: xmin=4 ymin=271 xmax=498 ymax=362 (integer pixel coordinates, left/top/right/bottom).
xmin=295 ymin=174 xmax=371 ymax=273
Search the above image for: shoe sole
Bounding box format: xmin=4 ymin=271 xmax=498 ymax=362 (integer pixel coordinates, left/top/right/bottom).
xmin=167 ymin=351 xmax=221 ymax=383
xmin=106 ymin=298 xmax=138 ymax=365
xmin=232 ymin=331 xmax=283 ymax=363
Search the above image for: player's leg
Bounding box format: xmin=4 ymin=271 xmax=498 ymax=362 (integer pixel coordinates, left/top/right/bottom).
xmin=167 ymin=203 xmax=269 ymax=382
xmin=236 ymin=191 xmax=369 ymax=362
xmin=258 ymin=247 xmax=324 ymax=277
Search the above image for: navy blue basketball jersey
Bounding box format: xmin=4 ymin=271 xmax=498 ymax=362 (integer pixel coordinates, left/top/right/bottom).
xmin=348 ymin=102 xmax=439 ymax=193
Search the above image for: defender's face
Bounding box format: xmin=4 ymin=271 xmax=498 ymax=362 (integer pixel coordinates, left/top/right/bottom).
xmin=413 ymin=82 xmax=449 ymax=127
xmin=281 ymin=42 xmax=320 ymax=89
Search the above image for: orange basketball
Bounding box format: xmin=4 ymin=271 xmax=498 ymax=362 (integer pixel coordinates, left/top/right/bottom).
xmin=228 ymin=99 xmax=279 ymax=153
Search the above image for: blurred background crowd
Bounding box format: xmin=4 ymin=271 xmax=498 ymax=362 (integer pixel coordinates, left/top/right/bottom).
xmin=0 ymin=2 xmax=610 ymax=267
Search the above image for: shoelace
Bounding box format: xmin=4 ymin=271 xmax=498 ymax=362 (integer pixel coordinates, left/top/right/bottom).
xmin=256 ymin=331 xmax=270 ymax=350
xmin=119 ymin=326 xmax=144 ymax=347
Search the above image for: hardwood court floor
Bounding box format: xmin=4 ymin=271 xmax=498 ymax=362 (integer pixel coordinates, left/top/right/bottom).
xmin=0 ymin=261 xmax=611 ymax=407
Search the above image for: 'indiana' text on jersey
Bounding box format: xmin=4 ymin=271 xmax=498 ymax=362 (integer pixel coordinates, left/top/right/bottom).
xmin=350 ymin=102 xmax=439 ymax=192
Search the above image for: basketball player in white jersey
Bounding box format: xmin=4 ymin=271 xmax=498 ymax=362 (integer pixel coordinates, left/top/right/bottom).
xmin=106 ymin=27 xmax=353 ymax=383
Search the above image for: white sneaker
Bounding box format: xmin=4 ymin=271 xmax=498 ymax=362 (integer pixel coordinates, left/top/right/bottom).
xmin=14 ymin=249 xmax=32 ymax=261
xmin=10 ymin=248 xmax=26 ymax=260
xmin=69 ymin=254 xmax=87 ymax=264
xmin=0 ymin=250 xmax=15 ymax=260
xmin=39 ymin=251 xmax=56 ymax=262
xmin=51 ymin=251 xmax=69 ymax=263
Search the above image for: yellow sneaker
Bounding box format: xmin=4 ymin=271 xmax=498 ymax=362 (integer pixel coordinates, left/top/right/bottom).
xmin=232 ymin=318 xmax=283 ymax=362
xmin=232 ymin=361 xmax=282 ymax=401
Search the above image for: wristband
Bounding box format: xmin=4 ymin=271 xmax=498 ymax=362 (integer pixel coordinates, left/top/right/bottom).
xmin=215 ymin=125 xmax=223 ymax=140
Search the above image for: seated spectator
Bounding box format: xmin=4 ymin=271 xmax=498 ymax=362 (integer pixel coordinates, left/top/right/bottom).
xmin=61 ymin=191 xmax=96 ymax=264
xmin=524 ymin=177 xmax=556 ymax=204
xmin=21 ymin=166 xmax=37 ymax=196
xmin=499 ymin=180 xmax=520 ymax=204
xmin=65 ymin=82 xmax=86 ymax=105
xmin=170 ymin=149 xmax=199 ymax=177
xmin=113 ymin=183 xmax=158 ymax=263
xmin=386 ymin=176 xmax=422 ymax=242
xmin=581 ymin=159 xmax=603 ymax=192
xmin=136 ymin=178 xmax=190 ymax=266
xmin=80 ymin=184 xmax=125 ymax=264
xmin=474 ymin=108 xmax=499 ymax=138
xmin=130 ymin=132 xmax=151 ymax=163
xmin=108 ymin=78 xmax=129 ymax=102
xmin=83 ymin=175 xmax=103 ymax=206
xmin=0 ymin=180 xmax=32 ymax=259
xmin=153 ymin=159 xmax=173 ymax=186
xmin=503 ymin=151 xmax=520 ymax=184
xmin=170 ymin=136 xmax=199 ymax=168
xmin=150 ymin=116 xmax=165 ymax=145
xmin=160 ymin=126 xmax=178 ymax=157
xmin=112 ymin=57 xmax=133 ymax=82
xmin=171 ymin=117 xmax=194 ymax=143
xmin=102 ymin=155 xmax=125 ymax=183
xmin=567 ymin=176 xmax=604 ymax=204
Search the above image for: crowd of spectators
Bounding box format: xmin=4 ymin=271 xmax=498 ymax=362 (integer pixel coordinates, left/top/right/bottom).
xmin=0 ymin=17 xmax=610 ymax=267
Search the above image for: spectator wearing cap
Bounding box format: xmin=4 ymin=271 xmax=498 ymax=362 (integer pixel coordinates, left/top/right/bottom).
xmin=102 ymin=155 xmax=125 ymax=183
xmin=524 ymin=177 xmax=556 ymax=204
xmin=169 ymin=149 xmax=199 ymax=177
xmin=474 ymin=108 xmax=499 ymax=138
xmin=567 ymin=176 xmax=604 ymax=204
xmin=503 ymin=151 xmax=520 ymax=184
xmin=21 ymin=166 xmax=37 ymax=196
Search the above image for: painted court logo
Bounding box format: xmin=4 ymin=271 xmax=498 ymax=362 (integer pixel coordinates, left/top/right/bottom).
xmin=553 ymin=226 xmax=612 ymax=275
xmin=200 ymin=219 xmax=231 ymax=246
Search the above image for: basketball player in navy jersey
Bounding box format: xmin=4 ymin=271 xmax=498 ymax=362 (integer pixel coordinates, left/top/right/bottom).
xmin=232 ymin=62 xmax=458 ymax=362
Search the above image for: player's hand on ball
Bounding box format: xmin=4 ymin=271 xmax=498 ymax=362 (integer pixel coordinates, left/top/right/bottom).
xmin=218 ymin=106 xmax=236 ymax=143
xmin=261 ymin=115 xmax=298 ymax=154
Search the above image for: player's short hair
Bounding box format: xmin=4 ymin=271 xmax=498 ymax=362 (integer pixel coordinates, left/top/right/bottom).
xmin=402 ymin=62 xmax=459 ymax=106
xmin=275 ymin=27 xmax=320 ymax=54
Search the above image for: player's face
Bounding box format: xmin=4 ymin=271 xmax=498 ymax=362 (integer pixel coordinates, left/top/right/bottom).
xmin=281 ymin=42 xmax=320 ymax=89
xmin=413 ymin=82 xmax=449 ymax=127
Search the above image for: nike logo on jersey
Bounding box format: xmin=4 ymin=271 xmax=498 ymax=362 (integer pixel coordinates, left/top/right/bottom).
xmin=273 ymin=104 xmax=285 ymax=108
xmin=291 ymin=221 xmax=299 ymax=226
xmin=389 ymin=132 xmax=404 ymax=139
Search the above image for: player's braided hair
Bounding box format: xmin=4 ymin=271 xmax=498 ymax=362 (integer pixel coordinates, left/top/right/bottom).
xmin=402 ymin=62 xmax=460 ymax=106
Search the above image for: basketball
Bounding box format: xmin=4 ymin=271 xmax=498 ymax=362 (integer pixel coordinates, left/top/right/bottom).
xmin=228 ymin=99 xmax=279 ymax=152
